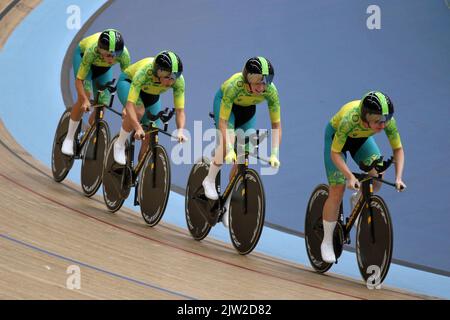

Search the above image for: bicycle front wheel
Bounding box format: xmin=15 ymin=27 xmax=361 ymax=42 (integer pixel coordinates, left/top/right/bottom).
xmin=138 ymin=145 xmax=171 ymax=226
xmin=229 ymin=169 xmax=265 ymax=255
xmin=356 ymin=195 xmax=393 ymax=286
xmin=81 ymin=121 xmax=110 ymax=197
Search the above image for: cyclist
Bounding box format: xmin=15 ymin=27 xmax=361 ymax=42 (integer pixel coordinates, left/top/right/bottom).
xmin=321 ymin=91 xmax=406 ymax=263
xmin=113 ymin=51 xmax=187 ymax=165
xmin=61 ymin=29 xmax=131 ymax=156
xmin=202 ymin=57 xmax=282 ymax=202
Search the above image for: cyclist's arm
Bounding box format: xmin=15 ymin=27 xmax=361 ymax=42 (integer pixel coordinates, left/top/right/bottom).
xmin=175 ymin=108 xmax=185 ymax=130
xmin=218 ymin=82 xmax=239 ymax=157
xmin=265 ymin=84 xmax=282 ymax=154
xmin=330 ymin=118 xmax=354 ymax=181
xmin=124 ymin=101 xmax=142 ymax=132
xmin=124 ymin=68 xmax=147 ymax=132
xmin=393 ymin=147 xmax=405 ymax=182
xmin=119 ymin=47 xmax=131 ymax=71
xmin=171 ymin=76 xmax=186 ymax=131
xmin=75 ymin=78 xmax=89 ymax=102
xmin=218 ymin=118 xmax=231 ymax=159
xmin=75 ymin=47 xmax=95 ymax=102
xmin=271 ymin=121 xmax=282 ymax=155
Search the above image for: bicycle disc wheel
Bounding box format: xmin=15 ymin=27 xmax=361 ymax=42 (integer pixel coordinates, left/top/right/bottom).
xmin=304 ymin=184 xmax=343 ymax=273
xmin=81 ymin=121 xmax=110 ymax=197
xmin=51 ymin=109 xmax=79 ymax=182
xmin=102 ymin=136 xmax=130 ymax=212
xmin=356 ymin=195 xmax=393 ymax=286
xmin=185 ymin=157 xmax=213 ymax=240
xmin=228 ymin=169 xmax=265 ymax=255
xmin=138 ymin=145 xmax=171 ymax=226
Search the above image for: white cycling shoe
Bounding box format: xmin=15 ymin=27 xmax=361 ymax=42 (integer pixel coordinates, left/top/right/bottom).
xmin=61 ymin=138 xmax=74 ymax=156
xmin=202 ymin=177 xmax=218 ymax=201
xmin=320 ymin=241 xmax=336 ymax=263
xmin=113 ymin=141 xmax=126 ymax=165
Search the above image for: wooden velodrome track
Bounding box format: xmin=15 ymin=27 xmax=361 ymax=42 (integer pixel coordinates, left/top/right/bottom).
xmin=0 ymin=1 xmax=434 ymax=300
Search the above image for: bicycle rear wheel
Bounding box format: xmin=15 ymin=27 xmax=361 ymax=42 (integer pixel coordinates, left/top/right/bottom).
xmin=138 ymin=145 xmax=171 ymax=226
xmin=185 ymin=157 xmax=213 ymax=240
xmin=229 ymin=169 xmax=265 ymax=255
xmin=102 ymin=136 xmax=131 ymax=212
xmin=51 ymin=109 xmax=79 ymax=182
xmin=356 ymin=195 xmax=393 ymax=286
xmin=81 ymin=121 xmax=110 ymax=197
xmin=304 ymin=184 xmax=343 ymax=273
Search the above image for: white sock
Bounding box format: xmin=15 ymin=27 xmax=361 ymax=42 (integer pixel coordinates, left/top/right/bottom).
xmin=117 ymin=127 xmax=131 ymax=147
xmin=206 ymin=162 xmax=221 ymax=182
xmin=66 ymin=119 xmax=80 ymax=140
xmin=322 ymin=220 xmax=337 ymax=245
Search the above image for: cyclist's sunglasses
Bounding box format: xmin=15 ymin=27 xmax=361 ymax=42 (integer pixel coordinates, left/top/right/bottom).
xmin=368 ymin=113 xmax=393 ymax=124
xmin=158 ymin=69 xmax=181 ymax=81
xmin=248 ymin=74 xmax=273 ymax=85
xmin=98 ymin=48 xmax=122 ymax=58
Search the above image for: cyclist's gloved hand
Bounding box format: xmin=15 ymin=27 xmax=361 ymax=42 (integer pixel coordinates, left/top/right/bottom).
xmin=269 ymin=147 xmax=280 ymax=168
xmin=176 ymin=129 xmax=188 ymax=143
xmin=224 ymin=142 xmax=236 ymax=164
xmin=225 ymin=149 xmax=237 ymax=164
xmin=395 ymin=179 xmax=406 ymax=192
xmin=134 ymin=127 xmax=146 ymax=140
xmin=81 ymin=99 xmax=91 ymax=112
xmin=347 ymin=174 xmax=360 ymax=191
xmin=269 ymin=154 xmax=280 ymax=168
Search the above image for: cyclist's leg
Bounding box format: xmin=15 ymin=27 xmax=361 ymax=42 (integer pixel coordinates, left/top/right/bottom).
xmin=117 ymin=74 xmax=146 ymax=131
xmin=234 ymin=105 xmax=256 ymax=157
xmin=70 ymin=45 xmax=92 ymax=121
xmin=62 ymin=45 xmax=92 ymax=155
xmin=353 ymin=136 xmax=382 ymax=191
xmin=89 ymin=67 xmax=113 ymax=125
xmin=231 ymin=105 xmax=256 ymax=179
xmin=114 ymin=74 xmax=145 ymax=164
xmin=203 ymin=89 xmax=233 ymax=200
xmin=321 ymin=123 xmax=346 ymax=263
xmin=138 ymin=95 xmax=161 ymax=162
xmin=212 ymin=89 xmax=235 ymax=166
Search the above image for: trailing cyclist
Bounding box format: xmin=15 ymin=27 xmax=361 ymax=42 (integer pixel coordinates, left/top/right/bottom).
xmin=113 ymin=50 xmax=187 ymax=165
xmin=321 ymin=91 xmax=406 ymax=263
xmin=61 ymin=29 xmax=131 ymax=156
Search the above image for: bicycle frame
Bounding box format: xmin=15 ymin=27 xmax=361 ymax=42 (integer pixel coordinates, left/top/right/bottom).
xmin=124 ymin=109 xmax=175 ymax=205
xmin=340 ymin=176 xmax=372 ymax=240
xmin=128 ymin=127 xmax=159 ymax=183
xmin=216 ymin=132 xmax=266 ymax=217
xmin=217 ymin=150 xmax=250 ymax=214
xmin=76 ymin=106 xmax=103 ymax=156
xmin=341 ymin=171 xmax=396 ymax=243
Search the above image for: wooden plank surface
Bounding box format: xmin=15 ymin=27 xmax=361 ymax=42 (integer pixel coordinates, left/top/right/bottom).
xmin=0 ymin=118 xmax=436 ymax=300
